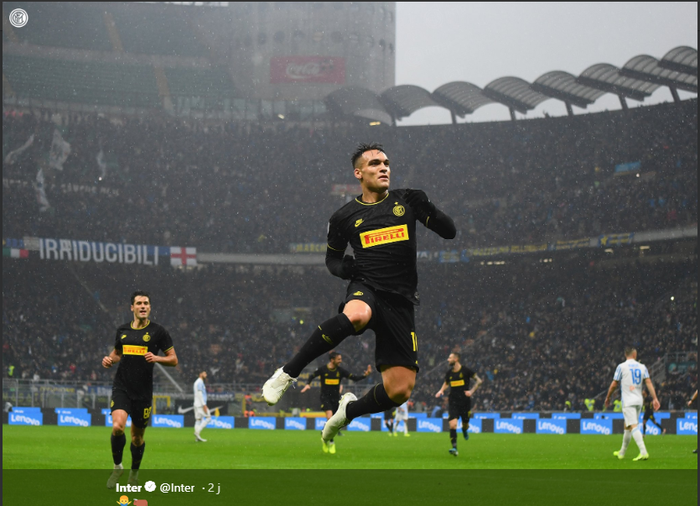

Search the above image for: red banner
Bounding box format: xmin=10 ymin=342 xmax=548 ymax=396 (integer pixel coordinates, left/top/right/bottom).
xmin=270 ymin=56 xmax=346 ymax=84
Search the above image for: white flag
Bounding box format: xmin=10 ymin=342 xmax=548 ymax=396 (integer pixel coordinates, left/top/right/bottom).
xmin=34 ymin=168 xmax=50 ymax=212
xmin=49 ymin=129 xmax=71 ymax=171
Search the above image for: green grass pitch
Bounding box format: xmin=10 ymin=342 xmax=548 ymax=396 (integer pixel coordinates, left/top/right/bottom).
xmin=3 ymin=425 xmax=697 ymax=469
xmin=3 ymin=426 xmax=697 ymax=506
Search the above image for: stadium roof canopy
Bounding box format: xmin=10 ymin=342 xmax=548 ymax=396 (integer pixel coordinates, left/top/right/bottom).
xmin=482 ymin=76 xmax=550 ymax=115
xmin=621 ymin=55 xmax=698 ymax=94
xmin=324 ymin=86 xmax=393 ymax=125
xmin=659 ymin=46 xmax=697 ymax=76
xmin=377 ymin=85 xmax=442 ymax=122
xmin=431 ymin=82 xmax=496 ymax=118
xmin=324 ymin=45 xmax=697 ymax=125
xmin=576 ymin=63 xmax=661 ymax=102
xmin=531 ymin=71 xmax=606 ymax=110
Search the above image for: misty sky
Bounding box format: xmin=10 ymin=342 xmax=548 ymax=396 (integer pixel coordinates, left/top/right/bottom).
xmin=394 ymin=2 xmax=698 ymax=125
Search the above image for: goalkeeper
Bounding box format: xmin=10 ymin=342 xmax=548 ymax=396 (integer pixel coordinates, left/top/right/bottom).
xmin=263 ymin=142 xmax=456 ymax=447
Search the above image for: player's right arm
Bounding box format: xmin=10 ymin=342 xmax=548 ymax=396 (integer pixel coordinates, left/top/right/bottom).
xmin=326 ymin=249 xmax=357 ymax=280
xmin=604 ymin=380 xmax=619 ymax=408
xmin=435 ymin=382 xmax=449 ymax=398
xmin=325 ymin=213 xmax=357 ymax=279
xmin=301 ymin=368 xmax=321 ymax=392
xmin=102 ymin=348 xmax=122 ymax=368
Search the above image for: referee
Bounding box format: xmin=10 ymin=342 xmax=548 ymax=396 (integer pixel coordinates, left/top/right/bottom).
xmin=102 ymin=290 xmax=178 ymax=488
xmin=263 ymin=142 xmax=456 ymax=447
xmin=435 ymin=352 xmax=482 ymax=456
xmin=300 ymin=351 xmax=371 ymax=453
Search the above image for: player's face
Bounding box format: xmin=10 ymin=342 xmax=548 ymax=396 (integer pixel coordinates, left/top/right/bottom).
xmin=447 ymin=354 xmax=457 ymax=366
xmin=354 ymin=150 xmax=390 ymax=193
xmin=131 ymin=296 xmax=151 ymax=320
xmin=331 ymin=355 xmax=342 ymax=367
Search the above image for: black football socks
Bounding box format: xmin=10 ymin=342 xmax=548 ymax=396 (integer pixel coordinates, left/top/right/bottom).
xmin=345 ymin=383 xmax=400 ymax=421
xmin=111 ymin=433 xmax=126 ymax=465
xmin=283 ymin=314 xmax=355 ymax=377
xmin=130 ymin=442 xmax=146 ymax=470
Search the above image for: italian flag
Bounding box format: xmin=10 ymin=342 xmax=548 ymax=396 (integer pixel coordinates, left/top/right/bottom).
xmin=2 ymin=248 xmax=28 ymax=258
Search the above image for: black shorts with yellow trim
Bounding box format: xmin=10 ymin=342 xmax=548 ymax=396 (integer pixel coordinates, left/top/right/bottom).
xmin=341 ymin=281 xmax=419 ymax=373
xmin=320 ymin=394 xmax=340 ymax=414
xmin=110 ymin=387 xmax=152 ymax=429
xmin=448 ymin=399 xmax=472 ymax=422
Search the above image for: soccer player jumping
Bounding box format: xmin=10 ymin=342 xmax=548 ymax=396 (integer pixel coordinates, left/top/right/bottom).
xmin=263 ymin=142 xmax=456 ymax=447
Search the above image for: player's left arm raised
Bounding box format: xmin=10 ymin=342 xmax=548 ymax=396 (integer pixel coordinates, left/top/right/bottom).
xmin=404 ymin=189 xmax=456 ymax=239
xmin=145 ymin=347 xmax=178 ymax=366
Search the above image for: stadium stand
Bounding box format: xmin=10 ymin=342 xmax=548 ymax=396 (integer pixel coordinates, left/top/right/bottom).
xmin=2 ymin=100 xmax=697 ymax=253
xmin=3 ymin=55 xmax=161 ymax=108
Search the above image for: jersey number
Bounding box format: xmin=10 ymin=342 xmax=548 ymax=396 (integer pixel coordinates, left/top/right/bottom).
xmin=631 ymin=369 xmax=642 ymax=385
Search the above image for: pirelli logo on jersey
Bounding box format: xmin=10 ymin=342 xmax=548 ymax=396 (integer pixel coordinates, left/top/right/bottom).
xmin=123 ymin=345 xmax=148 ymax=356
xmin=360 ymin=224 xmax=409 ymax=248
xmin=324 ymin=379 xmax=340 ymax=385
xmin=450 ymin=380 xmax=465 ymax=387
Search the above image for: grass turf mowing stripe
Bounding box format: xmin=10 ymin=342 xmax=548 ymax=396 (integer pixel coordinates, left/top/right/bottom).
xmin=3 ymin=425 xmax=697 ymax=470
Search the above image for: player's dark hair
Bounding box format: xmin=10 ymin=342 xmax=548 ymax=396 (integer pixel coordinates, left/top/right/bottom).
xmin=351 ymin=142 xmax=385 ymax=168
xmin=624 ymin=346 xmax=636 ymax=357
xmin=451 ymin=352 xmax=461 ymax=361
xmin=329 ymin=351 xmax=340 ymax=360
xmin=130 ymin=290 xmax=150 ymax=305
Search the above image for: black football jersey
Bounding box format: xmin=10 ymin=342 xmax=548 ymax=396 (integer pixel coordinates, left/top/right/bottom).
xmin=112 ymin=321 xmax=174 ymax=401
xmin=309 ymin=365 xmax=365 ymax=399
xmin=327 ymin=189 xmax=428 ymax=304
xmin=445 ymin=366 xmax=475 ymax=402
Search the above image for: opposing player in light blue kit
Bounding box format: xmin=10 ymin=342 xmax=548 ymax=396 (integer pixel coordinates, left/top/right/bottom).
xmin=604 ymin=347 xmax=660 ymax=461
xmin=193 ymin=371 xmax=211 ymax=442
xmin=393 ymin=400 xmax=410 ymax=437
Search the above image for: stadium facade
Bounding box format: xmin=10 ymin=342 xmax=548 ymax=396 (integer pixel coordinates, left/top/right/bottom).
xmin=2 ymin=2 xmax=396 ymax=122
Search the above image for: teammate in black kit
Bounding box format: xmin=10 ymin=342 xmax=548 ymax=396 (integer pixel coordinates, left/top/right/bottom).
xmin=642 ymin=393 xmax=665 ymax=436
xmin=300 ymin=351 xmax=372 ymax=453
xmin=102 ymin=291 xmax=178 ymax=488
xmin=263 ymin=142 xmax=456 ymax=448
xmin=435 ymin=352 xmax=483 ymax=456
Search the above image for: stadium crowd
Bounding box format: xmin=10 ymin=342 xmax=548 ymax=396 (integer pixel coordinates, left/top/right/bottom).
xmin=3 ymin=254 xmax=696 ymax=412
xmin=3 ymin=99 xmax=697 ymax=254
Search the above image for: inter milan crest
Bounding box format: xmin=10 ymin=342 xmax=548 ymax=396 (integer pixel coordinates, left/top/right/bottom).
xmin=393 ymin=204 xmax=405 ymax=217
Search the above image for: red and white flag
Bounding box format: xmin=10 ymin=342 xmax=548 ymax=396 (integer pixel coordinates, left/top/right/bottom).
xmin=170 ymin=246 xmax=197 ymax=267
